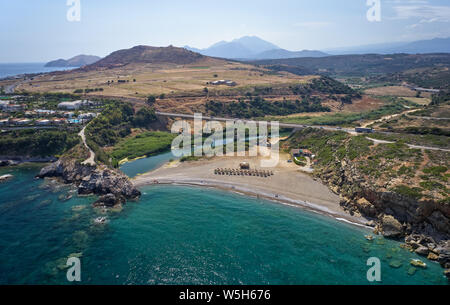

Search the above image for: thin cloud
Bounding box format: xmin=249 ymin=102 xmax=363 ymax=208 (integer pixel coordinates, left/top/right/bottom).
xmin=392 ymin=4 xmax=450 ymax=23
xmin=293 ymin=21 xmax=332 ymax=28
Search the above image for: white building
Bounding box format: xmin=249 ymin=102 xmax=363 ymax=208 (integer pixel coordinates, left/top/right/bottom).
xmin=15 ymin=119 xmax=31 ymax=125
xmin=36 ymin=119 xmax=51 ymax=126
xmin=36 ymin=109 xmax=56 ymax=116
xmin=210 ymin=80 xmax=237 ymax=86
xmin=1 ymin=103 xmax=25 ymax=112
xmin=0 ymin=101 xmax=10 ymax=110
xmin=57 ymin=100 xmax=82 ymax=110
xmin=78 ymin=112 xmax=97 ymax=120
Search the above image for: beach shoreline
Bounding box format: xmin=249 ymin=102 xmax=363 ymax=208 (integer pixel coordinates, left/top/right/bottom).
xmin=133 ymin=153 xmax=371 ymax=227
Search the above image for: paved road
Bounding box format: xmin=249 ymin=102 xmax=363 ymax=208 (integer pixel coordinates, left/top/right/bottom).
xmin=360 ymin=109 xmax=420 ymax=128
xmin=406 ymin=115 xmax=450 ymax=121
xmin=78 ymin=126 xmax=96 ymax=166
xmin=4 ymin=79 xmax=25 ymax=94
xmin=155 ymin=111 xmax=355 ymax=133
xmin=156 ymin=111 xmax=450 ymax=152
xmin=365 ymin=137 xmax=450 ymax=152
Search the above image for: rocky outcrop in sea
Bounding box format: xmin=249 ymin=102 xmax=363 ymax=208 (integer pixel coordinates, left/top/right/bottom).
xmin=37 ymin=158 xmax=141 ymax=207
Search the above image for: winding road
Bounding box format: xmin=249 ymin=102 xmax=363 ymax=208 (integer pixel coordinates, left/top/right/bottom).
xmin=155 ymin=111 xmax=450 ymax=152
xmin=78 ymin=126 xmax=96 ymax=166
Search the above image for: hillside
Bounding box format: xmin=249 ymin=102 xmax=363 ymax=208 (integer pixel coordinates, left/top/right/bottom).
xmin=84 ymin=45 xmax=205 ymax=70
xmin=45 ymin=55 xmax=101 ymax=67
xmin=250 ymin=53 xmax=450 ymax=77
xmin=8 ymin=45 xmax=313 ymax=100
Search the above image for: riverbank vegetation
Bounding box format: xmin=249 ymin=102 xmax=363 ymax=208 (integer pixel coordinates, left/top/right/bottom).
xmin=84 ymin=101 xmax=170 ymax=166
xmin=110 ymin=131 xmax=176 ymax=165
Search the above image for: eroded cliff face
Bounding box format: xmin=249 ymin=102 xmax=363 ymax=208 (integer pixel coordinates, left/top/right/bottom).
xmin=37 ymin=158 xmax=141 ymax=207
xmin=318 ymin=158 xmax=449 ymax=277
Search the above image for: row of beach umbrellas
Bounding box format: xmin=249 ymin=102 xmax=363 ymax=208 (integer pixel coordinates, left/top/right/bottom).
xmin=214 ymin=168 xmax=274 ymax=177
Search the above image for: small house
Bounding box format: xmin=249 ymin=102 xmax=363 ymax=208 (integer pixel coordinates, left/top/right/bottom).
xmin=291 ymin=149 xmax=300 ymax=158
xmin=291 ymin=148 xmax=312 ymax=158
xmin=36 ymin=119 xmax=51 ymax=126
xmin=16 ymin=119 xmax=31 ymax=125
xmin=240 ymin=162 xmax=250 ymax=170
xmin=52 ymin=118 xmax=66 ymax=125
xmin=355 ymin=127 xmax=373 ymax=133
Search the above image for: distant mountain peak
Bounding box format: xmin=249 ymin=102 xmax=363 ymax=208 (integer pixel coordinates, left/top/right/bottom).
xmin=45 ymin=54 xmax=101 ymax=68
xmin=184 ymin=36 xmax=327 ymax=60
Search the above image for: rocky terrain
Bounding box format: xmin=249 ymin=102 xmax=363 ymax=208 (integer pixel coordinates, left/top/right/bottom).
xmin=37 ymin=158 xmax=141 ymax=207
xmin=284 ymin=128 xmax=450 ymax=279
xmin=82 ymin=45 xmax=205 ymax=70
xmin=326 ymin=160 xmax=450 ymax=278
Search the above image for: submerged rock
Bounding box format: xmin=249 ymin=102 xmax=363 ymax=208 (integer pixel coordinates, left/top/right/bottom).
xmin=407 ymin=267 xmax=417 ymax=276
xmin=389 ymin=260 xmax=403 ymax=268
xmin=444 ymin=269 xmax=450 ymax=280
xmin=410 ymin=259 xmax=427 ymax=269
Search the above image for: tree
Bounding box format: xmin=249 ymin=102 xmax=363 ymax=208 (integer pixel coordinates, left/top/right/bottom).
xmin=133 ymin=107 xmax=157 ymax=128
xmin=147 ymin=95 xmax=156 ymax=105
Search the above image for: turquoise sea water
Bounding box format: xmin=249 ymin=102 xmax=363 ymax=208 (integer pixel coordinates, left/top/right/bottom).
xmin=0 ymin=164 xmax=447 ymax=285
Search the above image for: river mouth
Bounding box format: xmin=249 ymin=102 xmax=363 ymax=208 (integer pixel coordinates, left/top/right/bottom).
xmin=119 ymin=151 xmax=177 ymax=178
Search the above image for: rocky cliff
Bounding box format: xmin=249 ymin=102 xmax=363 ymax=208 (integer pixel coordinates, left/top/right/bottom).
xmin=37 ymin=158 xmax=140 ymax=207
xmin=283 ymin=128 xmax=449 ymax=279
xmin=320 ymin=157 xmax=450 ymax=278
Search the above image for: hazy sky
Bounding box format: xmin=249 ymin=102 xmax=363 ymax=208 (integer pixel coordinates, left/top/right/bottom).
xmin=1 ymin=0 xmax=449 ymax=62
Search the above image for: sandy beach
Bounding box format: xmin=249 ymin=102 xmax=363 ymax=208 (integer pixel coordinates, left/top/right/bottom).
xmin=133 ymin=151 xmax=369 ymax=226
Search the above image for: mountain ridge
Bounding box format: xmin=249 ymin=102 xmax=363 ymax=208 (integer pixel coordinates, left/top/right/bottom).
xmin=185 ymin=36 xmax=328 ymax=60
xmin=45 ymin=55 xmax=101 ymax=67
xmin=326 ymin=37 xmax=450 ymax=55
xmin=83 ymin=45 xmax=208 ymax=70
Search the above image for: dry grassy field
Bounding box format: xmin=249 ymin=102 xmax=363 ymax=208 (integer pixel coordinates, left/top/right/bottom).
xmin=10 ymin=58 xmax=310 ymax=99
xmin=364 ymin=85 xmax=432 ymax=98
